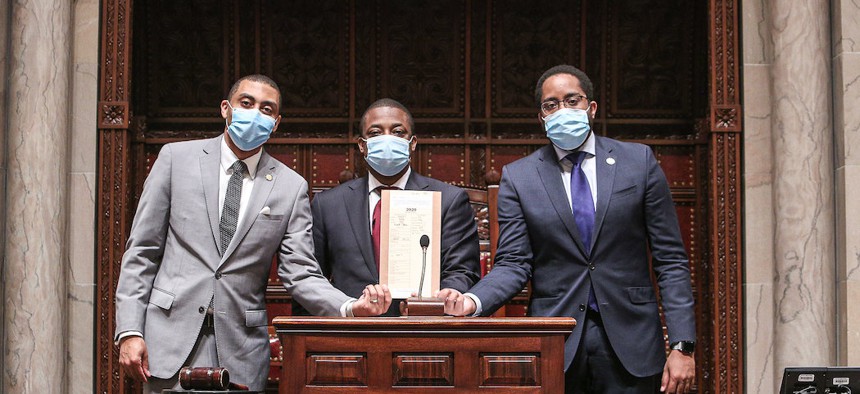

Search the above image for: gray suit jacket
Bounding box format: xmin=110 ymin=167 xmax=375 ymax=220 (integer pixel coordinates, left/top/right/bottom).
xmin=469 ymin=138 xmax=695 ymax=377
xmin=114 ymin=135 xmax=349 ymax=390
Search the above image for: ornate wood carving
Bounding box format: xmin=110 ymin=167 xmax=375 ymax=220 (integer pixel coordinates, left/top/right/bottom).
xmin=709 ymin=0 xmax=743 ymax=393
xmin=96 ymin=0 xmax=133 ymax=393
xmin=95 ymin=0 xmax=745 ymax=392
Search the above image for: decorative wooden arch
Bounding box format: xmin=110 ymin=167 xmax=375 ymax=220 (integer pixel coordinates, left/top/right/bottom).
xmin=95 ymin=1 xmax=742 ymax=392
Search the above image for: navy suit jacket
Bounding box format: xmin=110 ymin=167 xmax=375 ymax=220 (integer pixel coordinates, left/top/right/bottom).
xmin=469 ymin=137 xmax=695 ymax=377
xmin=304 ymin=171 xmax=481 ymax=316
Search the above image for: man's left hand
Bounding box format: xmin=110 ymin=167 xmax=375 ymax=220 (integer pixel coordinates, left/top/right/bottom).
xmin=435 ymin=288 xmax=465 ymax=315
xmin=352 ymin=284 xmax=392 ymax=316
xmin=660 ymin=350 xmax=695 ymax=393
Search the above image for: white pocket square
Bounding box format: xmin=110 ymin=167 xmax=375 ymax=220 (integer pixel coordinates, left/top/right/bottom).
xmin=259 ymin=206 xmax=271 ymax=215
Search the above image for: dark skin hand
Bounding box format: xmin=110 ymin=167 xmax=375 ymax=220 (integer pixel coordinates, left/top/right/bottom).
xmin=661 ymin=350 xmax=695 ymax=393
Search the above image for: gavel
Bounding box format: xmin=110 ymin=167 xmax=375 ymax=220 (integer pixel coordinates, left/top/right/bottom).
xmin=179 ymin=367 xmax=250 ymax=391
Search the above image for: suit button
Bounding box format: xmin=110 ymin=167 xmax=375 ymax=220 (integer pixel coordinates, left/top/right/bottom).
xmin=589 ymin=264 xmax=595 ymax=270
xmin=215 ymin=272 xmax=222 ymax=279
xmin=198 ymin=306 xmax=205 ymax=314
xmin=579 ymin=304 xmax=586 ymax=311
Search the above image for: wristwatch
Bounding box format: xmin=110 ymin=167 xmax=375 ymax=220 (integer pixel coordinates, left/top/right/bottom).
xmin=670 ymin=341 xmax=696 ymax=355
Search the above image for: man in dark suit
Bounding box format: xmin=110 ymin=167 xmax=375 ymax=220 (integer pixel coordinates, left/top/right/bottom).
xmin=306 ymin=98 xmax=481 ymax=316
xmin=115 ymin=75 xmax=391 ymax=393
xmin=444 ymin=65 xmax=696 ymax=393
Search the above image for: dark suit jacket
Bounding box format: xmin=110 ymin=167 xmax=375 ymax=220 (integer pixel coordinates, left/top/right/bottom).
xmin=304 ymin=171 xmax=481 ymax=316
xmin=469 ymin=137 xmax=695 ymax=377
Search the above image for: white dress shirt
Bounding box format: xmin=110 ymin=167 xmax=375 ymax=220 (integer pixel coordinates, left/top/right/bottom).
xmin=367 ymin=167 xmax=412 ymax=232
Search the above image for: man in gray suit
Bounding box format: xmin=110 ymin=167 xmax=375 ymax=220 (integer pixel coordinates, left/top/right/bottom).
xmin=445 ymin=65 xmax=696 ymax=393
xmin=115 ymin=74 xmax=392 ymax=392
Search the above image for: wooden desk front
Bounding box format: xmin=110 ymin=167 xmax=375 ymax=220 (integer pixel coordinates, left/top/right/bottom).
xmin=273 ymin=316 xmax=575 ymax=393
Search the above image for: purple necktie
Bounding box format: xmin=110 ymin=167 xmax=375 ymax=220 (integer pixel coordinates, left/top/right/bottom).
xmin=567 ymin=152 xmax=599 ymax=311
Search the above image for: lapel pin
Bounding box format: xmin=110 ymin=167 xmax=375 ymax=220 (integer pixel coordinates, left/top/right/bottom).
xmin=606 ymin=157 xmax=616 ymax=165
xmin=265 ymin=174 xmax=273 ymax=181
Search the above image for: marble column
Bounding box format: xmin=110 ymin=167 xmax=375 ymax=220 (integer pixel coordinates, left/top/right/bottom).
xmin=0 ymin=0 xmax=10 ymax=386
xmin=833 ymin=0 xmax=860 ymax=366
xmin=769 ymin=0 xmax=836 ymax=381
xmin=2 ymin=0 xmax=72 ymax=393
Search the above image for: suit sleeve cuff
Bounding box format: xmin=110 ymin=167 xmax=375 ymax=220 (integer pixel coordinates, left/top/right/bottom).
xmin=464 ymin=293 xmax=483 ymax=316
xmin=115 ymin=330 xmax=143 ymax=346
xmin=341 ymin=298 xmax=357 ymax=317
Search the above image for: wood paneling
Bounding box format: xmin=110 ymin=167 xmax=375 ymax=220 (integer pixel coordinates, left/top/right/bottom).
xmin=97 ymin=0 xmax=743 ymax=392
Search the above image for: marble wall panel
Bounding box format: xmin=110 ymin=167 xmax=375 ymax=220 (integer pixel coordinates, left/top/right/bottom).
xmin=742 ymin=0 xmax=777 ymax=391
xmin=67 ymin=172 xmax=95 ymax=394
xmin=833 ymin=0 xmax=860 ymax=55
xmin=73 ymin=0 xmax=99 ymax=65
xmin=842 ymin=279 xmax=860 ymax=365
xmin=742 ymin=0 xmax=773 ymax=65
xmin=833 ymin=53 xmax=860 ymax=168
xmin=68 ymin=0 xmax=99 ymax=392
xmin=833 ymin=0 xmax=860 ymax=367
xmin=743 ymin=64 xmax=774 ymax=286
xmin=768 ymin=0 xmax=836 ymax=374
xmin=744 ymin=282 xmax=776 ymax=394
xmin=837 ymin=165 xmax=860 ymax=365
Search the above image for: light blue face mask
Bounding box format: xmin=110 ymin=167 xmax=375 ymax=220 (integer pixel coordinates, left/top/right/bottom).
xmin=543 ymin=108 xmax=592 ymax=151
xmin=363 ymin=134 xmax=413 ymax=176
xmin=225 ymin=103 xmax=277 ymax=151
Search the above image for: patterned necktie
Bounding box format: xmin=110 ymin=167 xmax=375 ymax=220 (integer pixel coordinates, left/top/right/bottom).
xmin=371 ymin=186 xmax=398 ymax=271
xmin=219 ymin=160 xmax=247 ymax=255
xmin=567 ymin=152 xmax=599 ymax=311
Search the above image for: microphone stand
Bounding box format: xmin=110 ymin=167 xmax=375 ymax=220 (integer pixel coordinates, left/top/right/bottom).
xmin=400 ymin=235 xmax=445 ymax=317
xmin=417 ymin=237 xmax=428 ymax=298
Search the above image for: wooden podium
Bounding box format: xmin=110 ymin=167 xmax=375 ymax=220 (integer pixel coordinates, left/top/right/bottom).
xmin=273 ymin=316 xmax=575 ymax=393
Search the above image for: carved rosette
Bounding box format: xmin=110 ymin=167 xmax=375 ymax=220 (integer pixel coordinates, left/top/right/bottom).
xmin=709 ymin=0 xmax=743 ymax=392
xmin=97 ymin=0 xmax=133 ymax=393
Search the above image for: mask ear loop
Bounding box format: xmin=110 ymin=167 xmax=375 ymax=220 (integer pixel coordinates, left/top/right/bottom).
xmin=224 ymin=102 xmax=234 ymax=127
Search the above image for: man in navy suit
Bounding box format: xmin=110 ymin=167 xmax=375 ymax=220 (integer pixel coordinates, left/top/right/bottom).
xmin=302 ymin=98 xmax=481 ymax=316
xmin=443 ymin=65 xmax=696 ymax=393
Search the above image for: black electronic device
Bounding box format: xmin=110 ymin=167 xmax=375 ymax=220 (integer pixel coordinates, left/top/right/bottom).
xmin=825 ymin=367 xmax=860 ymax=393
xmin=779 ymin=367 xmax=827 ymax=394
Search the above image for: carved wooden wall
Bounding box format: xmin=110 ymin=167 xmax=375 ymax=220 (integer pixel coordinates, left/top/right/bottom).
xmin=97 ymin=0 xmax=743 ymax=393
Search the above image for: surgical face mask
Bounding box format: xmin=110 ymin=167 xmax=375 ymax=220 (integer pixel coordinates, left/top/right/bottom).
xmin=543 ymin=108 xmax=592 ymax=151
xmin=362 ymin=134 xmax=413 ymax=176
xmin=225 ymin=103 xmax=277 ymax=151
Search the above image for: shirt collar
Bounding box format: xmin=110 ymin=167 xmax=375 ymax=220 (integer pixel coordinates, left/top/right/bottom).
xmin=553 ymin=132 xmax=596 ymax=163
xmin=220 ymin=137 xmax=262 ymax=178
xmin=368 ymin=167 xmax=412 ymax=194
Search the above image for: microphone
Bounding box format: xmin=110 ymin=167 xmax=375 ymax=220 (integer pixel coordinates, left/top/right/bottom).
xmin=418 ymin=235 xmax=430 ymax=297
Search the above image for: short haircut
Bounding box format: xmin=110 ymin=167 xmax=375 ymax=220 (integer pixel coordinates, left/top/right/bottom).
xmin=534 ymin=65 xmax=594 ymax=107
xmin=227 ymin=74 xmax=281 ymax=106
xmin=358 ymin=98 xmax=415 ymax=135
